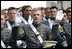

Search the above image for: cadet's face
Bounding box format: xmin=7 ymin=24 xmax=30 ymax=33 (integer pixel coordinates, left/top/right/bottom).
xmin=45 ymin=9 xmax=50 ymax=18
xmin=50 ymin=8 xmax=58 ymax=18
xmin=8 ymin=9 xmax=17 ymax=22
xmin=3 ymin=10 xmax=9 ymax=20
xmin=32 ymin=11 xmax=42 ymax=23
xmin=25 ymin=7 xmax=32 ymax=16
xmin=62 ymin=13 xmax=67 ymax=23
xmin=67 ymin=9 xmax=71 ymax=21
xmin=42 ymin=10 xmax=45 ymax=17
xmin=1 ymin=15 xmax=5 ymax=27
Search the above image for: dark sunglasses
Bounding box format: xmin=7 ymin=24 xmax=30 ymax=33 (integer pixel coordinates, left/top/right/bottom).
xmin=26 ymin=10 xmax=32 ymax=12
xmin=67 ymin=10 xmax=71 ymax=12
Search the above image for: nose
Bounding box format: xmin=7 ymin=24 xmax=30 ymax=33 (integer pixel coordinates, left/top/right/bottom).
xmin=52 ymin=12 xmax=55 ymax=15
xmin=34 ymin=15 xmax=38 ymax=18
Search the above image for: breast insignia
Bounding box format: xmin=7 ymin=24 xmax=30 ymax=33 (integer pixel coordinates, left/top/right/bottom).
xmin=59 ymin=26 xmax=64 ymax=32
xmin=19 ymin=28 xmax=24 ymax=35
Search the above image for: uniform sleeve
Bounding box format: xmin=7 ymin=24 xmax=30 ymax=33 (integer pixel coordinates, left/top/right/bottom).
xmin=51 ymin=24 xmax=59 ymax=40
xmin=9 ymin=26 xmax=19 ymax=48
xmin=17 ymin=24 xmax=29 ymax=41
xmin=16 ymin=24 xmax=26 ymax=40
xmin=51 ymin=24 xmax=67 ymax=46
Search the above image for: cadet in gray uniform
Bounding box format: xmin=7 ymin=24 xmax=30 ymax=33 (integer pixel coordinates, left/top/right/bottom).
xmin=63 ymin=7 xmax=71 ymax=48
xmin=5 ymin=7 xmax=22 ymax=48
xmin=51 ymin=22 xmax=68 ymax=48
xmin=51 ymin=8 xmax=71 ymax=48
xmin=62 ymin=9 xmax=71 ymax=48
xmin=15 ymin=8 xmax=50 ymax=48
xmin=42 ymin=6 xmax=59 ymax=40
xmin=1 ymin=14 xmax=11 ymax=48
xmin=21 ymin=5 xmax=33 ymax=24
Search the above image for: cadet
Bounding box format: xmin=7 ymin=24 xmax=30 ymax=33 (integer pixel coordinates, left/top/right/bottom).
xmin=20 ymin=5 xmax=33 ymax=24
xmin=42 ymin=6 xmax=59 ymax=41
xmin=66 ymin=7 xmax=71 ymax=24
xmin=63 ymin=7 xmax=71 ymax=47
xmin=42 ymin=7 xmax=51 ymax=22
xmin=1 ymin=14 xmax=11 ymax=48
xmin=15 ymin=8 xmax=50 ymax=48
xmin=6 ymin=7 xmax=22 ymax=30
xmin=43 ymin=6 xmax=58 ymax=33
xmin=51 ymin=10 xmax=68 ymax=48
xmin=5 ymin=7 xmax=22 ymax=48
xmin=3 ymin=9 xmax=9 ymax=21
xmin=42 ymin=7 xmax=51 ymax=28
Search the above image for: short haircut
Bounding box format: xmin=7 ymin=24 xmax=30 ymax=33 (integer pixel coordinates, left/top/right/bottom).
xmin=25 ymin=5 xmax=32 ymax=9
xmin=8 ymin=7 xmax=16 ymax=12
xmin=45 ymin=7 xmax=50 ymax=11
xmin=3 ymin=9 xmax=8 ymax=11
xmin=31 ymin=8 xmax=42 ymax=14
xmin=39 ymin=7 xmax=45 ymax=10
xmin=3 ymin=9 xmax=8 ymax=14
xmin=50 ymin=6 xmax=58 ymax=10
xmin=22 ymin=5 xmax=32 ymax=11
xmin=66 ymin=7 xmax=71 ymax=13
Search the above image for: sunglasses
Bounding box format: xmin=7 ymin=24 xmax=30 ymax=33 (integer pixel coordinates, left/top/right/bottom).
xmin=67 ymin=10 xmax=71 ymax=12
xmin=26 ymin=10 xmax=32 ymax=12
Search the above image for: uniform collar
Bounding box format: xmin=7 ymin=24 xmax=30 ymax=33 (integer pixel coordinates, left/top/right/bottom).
xmin=23 ymin=14 xmax=29 ymax=21
xmin=24 ymin=18 xmax=28 ymax=21
xmin=9 ymin=21 xmax=15 ymax=26
xmin=45 ymin=17 xmax=49 ymax=20
xmin=50 ymin=17 xmax=56 ymax=20
xmin=33 ymin=22 xmax=42 ymax=28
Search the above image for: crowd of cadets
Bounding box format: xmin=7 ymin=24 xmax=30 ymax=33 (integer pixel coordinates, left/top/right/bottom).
xmin=1 ymin=5 xmax=71 ymax=48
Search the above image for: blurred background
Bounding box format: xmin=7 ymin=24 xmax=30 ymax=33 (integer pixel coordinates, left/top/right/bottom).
xmin=1 ymin=1 xmax=71 ymax=10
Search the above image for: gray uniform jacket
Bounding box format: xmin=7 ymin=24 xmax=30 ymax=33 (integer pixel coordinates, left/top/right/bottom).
xmin=16 ymin=22 xmax=49 ymax=48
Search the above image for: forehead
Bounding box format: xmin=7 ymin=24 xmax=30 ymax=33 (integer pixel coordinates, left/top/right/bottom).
xmin=25 ymin=7 xmax=32 ymax=10
xmin=9 ymin=9 xmax=16 ymax=13
xmin=33 ymin=11 xmax=41 ymax=14
xmin=46 ymin=9 xmax=50 ymax=12
xmin=51 ymin=8 xmax=57 ymax=11
xmin=3 ymin=10 xmax=8 ymax=12
xmin=68 ymin=8 xmax=71 ymax=11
